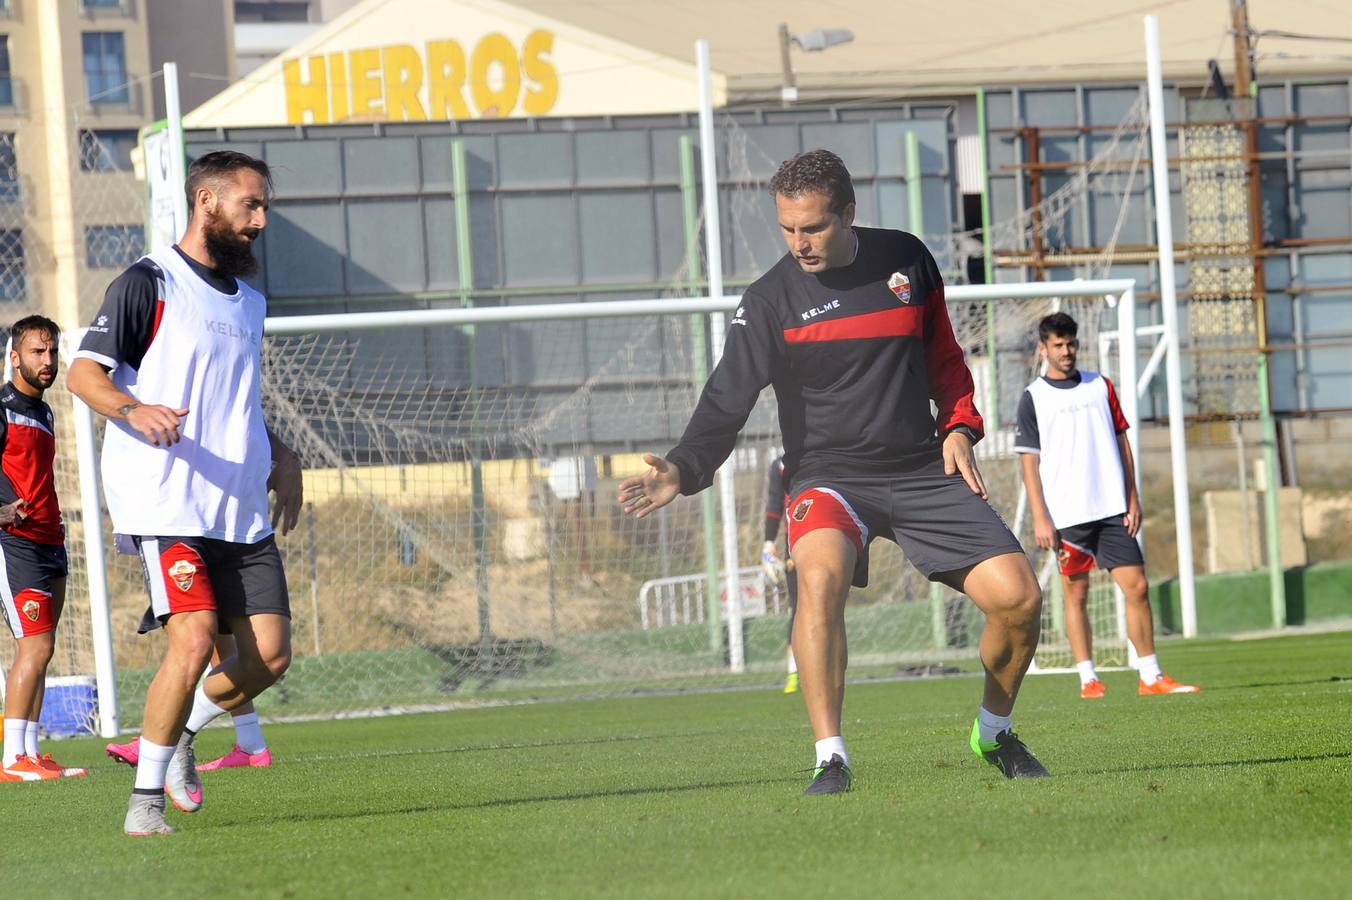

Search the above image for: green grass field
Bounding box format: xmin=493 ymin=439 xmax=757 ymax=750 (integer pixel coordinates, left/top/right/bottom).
xmin=10 ymin=630 xmax=1351 ymax=898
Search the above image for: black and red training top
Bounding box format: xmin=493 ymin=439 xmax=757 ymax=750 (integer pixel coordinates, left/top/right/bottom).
xmin=0 ymin=382 xmax=63 ymax=545
xmin=667 ymin=227 xmax=983 ymax=496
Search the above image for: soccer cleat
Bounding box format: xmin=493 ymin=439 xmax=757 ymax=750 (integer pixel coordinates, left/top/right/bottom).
xmin=164 ymin=733 xmax=204 ymax=813
xmin=0 ymin=768 xmax=22 ymax=783
xmin=125 ymin=792 xmax=175 ymax=836
xmin=1139 ymin=674 xmax=1200 ymax=695
xmin=1080 ymin=678 xmax=1107 ymax=699
xmin=37 ymin=754 xmax=88 ymax=778
xmin=3 ymin=755 xmax=63 ymax=781
xmin=197 ymin=745 xmax=272 ymax=772
xmin=970 ymin=721 xmax=1051 ymax=779
xmin=106 ymin=739 xmax=140 ymax=767
xmin=803 ymin=753 xmax=853 ymax=795
xmin=783 ymin=672 xmax=800 ymax=694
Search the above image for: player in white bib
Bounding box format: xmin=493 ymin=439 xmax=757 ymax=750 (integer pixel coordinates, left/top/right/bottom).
xmin=69 ymin=151 xmax=303 ymax=835
xmin=1015 ymin=313 xmax=1198 ymax=699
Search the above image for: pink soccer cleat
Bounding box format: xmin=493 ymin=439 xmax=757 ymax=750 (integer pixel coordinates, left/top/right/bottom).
xmin=196 ymin=745 xmax=272 ymax=772
xmin=106 ymin=739 xmax=140 ymax=767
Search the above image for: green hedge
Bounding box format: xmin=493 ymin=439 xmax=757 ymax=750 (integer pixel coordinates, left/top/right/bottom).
xmin=1151 ymin=560 xmax=1352 ymax=635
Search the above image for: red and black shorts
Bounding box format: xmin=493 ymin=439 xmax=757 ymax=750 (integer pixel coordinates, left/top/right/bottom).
xmin=1055 ymin=515 xmax=1144 ymax=577
xmin=0 ymin=532 xmax=67 ymax=639
xmin=134 ymin=534 xmax=290 ymax=634
xmin=785 ymin=459 xmax=1024 ymax=588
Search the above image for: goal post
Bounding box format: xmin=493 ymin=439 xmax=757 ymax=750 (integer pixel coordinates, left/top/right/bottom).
xmin=56 ymin=277 xmax=1196 ymax=729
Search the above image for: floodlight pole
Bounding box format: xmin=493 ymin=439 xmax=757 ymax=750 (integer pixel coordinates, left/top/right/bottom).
xmin=1144 ymin=16 xmax=1198 ymax=638
xmin=697 ymin=39 xmax=745 ymax=673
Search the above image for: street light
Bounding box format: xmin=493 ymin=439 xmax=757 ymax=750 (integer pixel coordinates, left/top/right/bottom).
xmin=778 ymin=23 xmax=855 ymax=103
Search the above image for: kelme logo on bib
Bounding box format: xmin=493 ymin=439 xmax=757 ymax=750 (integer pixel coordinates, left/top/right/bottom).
xmin=168 ymin=559 xmax=197 ymax=592
xmin=888 ymin=272 xmax=912 ymax=304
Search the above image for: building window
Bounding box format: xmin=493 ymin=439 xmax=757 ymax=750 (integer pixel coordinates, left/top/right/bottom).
xmin=235 ymin=2 xmax=311 ymax=23
xmin=79 ymin=129 xmax=138 ymax=172
xmin=0 ymin=230 xmax=23 ymax=301
xmin=0 ymin=134 xmax=15 ymax=203
xmin=82 ymin=32 xmax=129 ymax=104
xmin=83 ymin=0 xmax=125 ymax=7
xmin=85 ymin=224 xmax=144 ymax=269
xmin=0 ymin=37 xmax=12 ymax=108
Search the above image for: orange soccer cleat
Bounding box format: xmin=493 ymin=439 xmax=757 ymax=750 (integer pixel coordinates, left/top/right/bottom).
xmin=3 ymin=755 xmax=63 ymax=781
xmin=1139 ymin=674 xmax=1200 ymax=695
xmin=37 ymin=754 xmax=89 ymax=778
xmin=1080 ymin=678 xmax=1107 ymax=699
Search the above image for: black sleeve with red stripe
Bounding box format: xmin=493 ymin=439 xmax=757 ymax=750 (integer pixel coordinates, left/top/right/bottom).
xmin=920 ymin=247 xmax=984 ymax=442
xmin=76 ymin=259 xmax=162 ymax=372
xmin=1103 ymin=375 xmax=1130 ymax=433
xmin=666 ymin=292 xmax=781 ymax=496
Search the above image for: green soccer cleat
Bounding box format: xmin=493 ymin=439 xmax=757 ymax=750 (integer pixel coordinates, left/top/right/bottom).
xmin=970 ymin=719 xmax=1051 ymax=779
xmin=803 ymin=753 xmax=853 ymax=795
xmin=783 ymin=672 xmax=799 ymax=694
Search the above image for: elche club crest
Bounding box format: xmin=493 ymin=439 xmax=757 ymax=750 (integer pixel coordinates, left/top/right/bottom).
xmin=888 ymin=272 xmax=912 ymax=304
xmin=792 ymin=498 xmax=814 ymax=521
xmin=22 ymin=598 xmax=40 ymax=622
xmin=168 ymin=559 xmax=197 ymax=592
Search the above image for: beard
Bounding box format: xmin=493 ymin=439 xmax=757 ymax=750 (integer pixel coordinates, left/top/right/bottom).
xmin=19 ymin=361 xmax=54 ymax=393
xmin=203 ymin=212 xmax=260 ymax=278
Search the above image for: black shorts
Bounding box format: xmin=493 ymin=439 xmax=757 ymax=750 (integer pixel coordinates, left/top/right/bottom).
xmin=786 ymin=459 xmax=1024 ymax=587
xmin=134 ymin=534 xmax=290 ymax=634
xmin=1056 ymin=515 xmax=1144 ymax=576
xmin=0 ymin=532 xmax=67 ymax=639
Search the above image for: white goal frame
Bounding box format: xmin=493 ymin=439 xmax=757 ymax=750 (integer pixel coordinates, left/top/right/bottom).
xmin=61 ymin=277 xmax=1194 ymax=732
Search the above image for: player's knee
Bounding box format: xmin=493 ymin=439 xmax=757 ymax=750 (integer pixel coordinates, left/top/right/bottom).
xmin=262 ymin=647 xmax=291 ymax=680
xmin=795 ymin=565 xmax=849 ymax=616
xmin=16 ymin=632 xmax=56 ymax=667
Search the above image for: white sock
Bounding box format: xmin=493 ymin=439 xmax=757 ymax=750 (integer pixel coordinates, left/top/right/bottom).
xmin=232 ymin=712 xmax=267 ymax=754
xmin=1075 ymin=659 xmax=1099 ymax=687
xmin=24 ymin=719 xmax=39 ymax=757
xmin=977 ymin=706 xmax=1012 ymax=745
xmin=3 ymin=718 xmax=28 ymax=765
xmin=185 ymin=684 xmax=229 ymax=734
xmin=787 ymin=651 xmax=797 ymax=675
xmin=814 ymin=735 xmax=849 ymax=767
xmin=133 ymin=738 xmax=175 ymax=791
xmin=1137 ymin=654 xmax=1163 ymax=684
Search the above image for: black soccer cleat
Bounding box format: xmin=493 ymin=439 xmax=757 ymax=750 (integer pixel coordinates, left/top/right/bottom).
xmin=804 ymin=753 xmax=854 ymax=795
xmin=970 ymin=723 xmax=1051 ymax=779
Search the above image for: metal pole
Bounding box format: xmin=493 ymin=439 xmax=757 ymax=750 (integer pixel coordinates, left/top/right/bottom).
xmin=977 ymin=87 xmax=1000 ymax=424
xmin=680 ymin=134 xmax=722 ymax=653
xmin=905 ymin=131 xmax=924 ymax=236
xmin=452 ymin=139 xmax=491 ymax=649
xmin=1117 ymin=285 xmax=1142 ymax=664
xmin=1144 ymin=15 xmax=1198 ymax=638
xmin=697 ymin=38 xmax=744 ymax=672
xmin=70 ymin=387 xmax=119 ymax=738
xmin=306 ymin=502 xmax=321 ymax=655
xmin=163 ymin=62 xmax=189 ymax=237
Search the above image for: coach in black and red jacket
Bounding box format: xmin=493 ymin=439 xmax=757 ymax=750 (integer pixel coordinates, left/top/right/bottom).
xmin=619 ymin=149 xmax=1049 ymax=792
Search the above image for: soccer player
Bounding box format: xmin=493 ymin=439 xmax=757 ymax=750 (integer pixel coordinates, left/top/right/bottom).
xmin=0 ymin=316 xmax=88 ymax=781
xmin=104 ymin=633 xmax=274 ymax=772
xmin=1015 ymin=313 xmax=1199 ymax=699
xmin=619 ymin=149 xmax=1049 ymax=794
xmin=761 ymin=455 xmax=798 ymax=693
xmin=68 ymin=150 xmax=302 ymax=835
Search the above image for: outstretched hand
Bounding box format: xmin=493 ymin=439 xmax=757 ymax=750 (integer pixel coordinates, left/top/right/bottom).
xmin=943 ymin=430 xmax=987 ymax=499
xmin=617 ymin=453 xmax=681 ymax=520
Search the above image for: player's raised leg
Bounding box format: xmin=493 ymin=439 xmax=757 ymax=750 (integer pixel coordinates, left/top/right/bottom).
xmin=791 ymin=528 xmax=857 ymax=795
xmin=955 ymin=551 xmax=1050 ymax=778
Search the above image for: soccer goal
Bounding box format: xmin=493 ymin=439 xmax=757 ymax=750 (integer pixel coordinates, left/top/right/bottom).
xmin=49 ymin=276 xmax=1192 ymax=732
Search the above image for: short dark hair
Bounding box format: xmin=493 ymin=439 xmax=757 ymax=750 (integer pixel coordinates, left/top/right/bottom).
xmin=1038 ymin=312 xmax=1078 ymax=342
xmin=769 ymin=149 xmax=855 ymax=216
xmin=185 ymin=150 xmax=273 ymax=217
xmin=11 ymin=314 xmax=59 ymax=348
